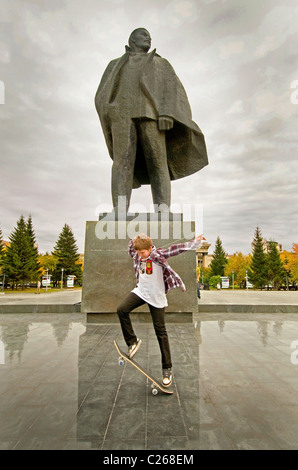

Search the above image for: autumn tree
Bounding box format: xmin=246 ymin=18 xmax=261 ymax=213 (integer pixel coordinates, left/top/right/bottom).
xmin=290 ymin=244 xmax=298 ymax=283
xmin=38 ymin=253 xmax=58 ymax=277
xmin=0 ymin=227 xmax=3 ymax=282
xmin=281 ymin=245 xmax=298 ymax=286
xmin=199 ymin=266 xmax=211 ymax=284
xmin=224 ymin=252 xmax=251 ymax=287
xmin=0 ymin=227 xmax=3 ymax=265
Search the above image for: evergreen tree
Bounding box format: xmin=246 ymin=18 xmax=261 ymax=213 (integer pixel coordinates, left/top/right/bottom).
xmin=26 ymin=215 xmax=41 ymax=282
xmin=52 ymin=224 xmax=82 ymax=286
xmin=209 ymin=236 xmax=227 ymax=276
xmin=2 ymin=216 xmax=32 ymax=289
xmin=248 ymin=226 xmax=267 ymax=289
xmin=267 ymin=240 xmax=285 ymax=289
xmin=2 ymin=216 xmax=41 ymax=289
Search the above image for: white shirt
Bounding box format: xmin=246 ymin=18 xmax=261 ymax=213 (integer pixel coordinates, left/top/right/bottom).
xmin=132 ymin=258 xmax=168 ymax=308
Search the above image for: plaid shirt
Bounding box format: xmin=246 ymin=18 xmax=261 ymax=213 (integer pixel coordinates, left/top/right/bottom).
xmin=128 ymin=239 xmax=199 ymax=294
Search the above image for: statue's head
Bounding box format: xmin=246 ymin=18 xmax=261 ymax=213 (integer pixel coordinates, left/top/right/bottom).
xmin=128 ymin=28 xmax=151 ymax=53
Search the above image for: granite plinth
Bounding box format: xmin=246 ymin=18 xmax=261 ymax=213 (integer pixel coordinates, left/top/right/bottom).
xmin=81 ymin=216 xmax=197 ymax=314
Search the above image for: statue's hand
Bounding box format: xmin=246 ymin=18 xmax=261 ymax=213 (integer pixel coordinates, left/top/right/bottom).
xmin=158 ymin=116 xmax=174 ymax=131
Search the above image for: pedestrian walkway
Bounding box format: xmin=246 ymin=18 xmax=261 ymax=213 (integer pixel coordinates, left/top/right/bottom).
xmin=199 ymin=289 xmax=298 ymax=305
xmin=0 ymin=289 xmax=297 ymax=315
xmin=198 ymin=290 xmax=298 ymax=315
xmin=0 ymin=289 xmax=82 ymax=313
xmin=0 ymin=289 xmax=81 ymax=305
xmin=0 ymin=309 xmax=298 ymax=450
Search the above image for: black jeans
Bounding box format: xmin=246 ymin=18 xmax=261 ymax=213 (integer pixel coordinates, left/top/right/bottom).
xmin=117 ymin=292 xmax=172 ymax=369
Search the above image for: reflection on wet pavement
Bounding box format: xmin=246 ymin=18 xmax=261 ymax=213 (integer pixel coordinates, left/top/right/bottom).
xmin=0 ymin=312 xmax=298 ymax=450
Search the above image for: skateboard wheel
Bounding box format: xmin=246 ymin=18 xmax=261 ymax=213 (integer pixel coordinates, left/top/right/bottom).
xmin=118 ymin=357 xmax=125 ymax=366
xmin=152 ymin=388 xmax=158 ymax=396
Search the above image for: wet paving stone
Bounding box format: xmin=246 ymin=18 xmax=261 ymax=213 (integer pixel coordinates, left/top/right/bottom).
xmin=0 ymin=312 xmax=298 ymax=449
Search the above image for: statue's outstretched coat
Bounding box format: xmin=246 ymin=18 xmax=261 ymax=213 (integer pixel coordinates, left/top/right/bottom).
xmin=95 ymin=48 xmax=208 ymax=188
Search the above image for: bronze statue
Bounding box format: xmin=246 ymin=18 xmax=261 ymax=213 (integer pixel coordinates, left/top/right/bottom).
xmin=95 ymin=28 xmax=208 ymax=213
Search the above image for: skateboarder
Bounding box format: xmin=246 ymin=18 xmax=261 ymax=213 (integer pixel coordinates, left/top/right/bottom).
xmin=117 ymin=233 xmax=205 ymax=387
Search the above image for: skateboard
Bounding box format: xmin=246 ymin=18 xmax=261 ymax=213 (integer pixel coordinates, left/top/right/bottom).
xmin=114 ymin=340 xmax=173 ymax=396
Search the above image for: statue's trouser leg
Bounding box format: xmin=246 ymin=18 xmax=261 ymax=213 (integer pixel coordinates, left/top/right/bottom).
xmin=111 ymin=120 xmax=137 ymax=213
xmin=138 ymin=120 xmax=171 ymax=210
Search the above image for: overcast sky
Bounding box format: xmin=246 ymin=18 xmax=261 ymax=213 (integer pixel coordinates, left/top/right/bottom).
xmin=0 ymin=0 xmax=297 ymax=255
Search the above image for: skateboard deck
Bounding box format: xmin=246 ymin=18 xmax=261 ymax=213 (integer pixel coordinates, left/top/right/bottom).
xmin=114 ymin=340 xmax=173 ymax=395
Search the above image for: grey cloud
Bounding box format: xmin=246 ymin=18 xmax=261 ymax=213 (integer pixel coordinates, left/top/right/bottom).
xmin=1 ymin=0 xmax=297 ymax=255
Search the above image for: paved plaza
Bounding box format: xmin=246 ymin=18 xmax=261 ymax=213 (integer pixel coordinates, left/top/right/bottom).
xmin=0 ymin=290 xmax=297 ymax=450
xmin=1 ymin=288 xmax=298 ymax=306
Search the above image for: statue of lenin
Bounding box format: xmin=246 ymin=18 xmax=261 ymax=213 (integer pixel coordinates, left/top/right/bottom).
xmin=95 ymin=28 xmax=208 ymax=214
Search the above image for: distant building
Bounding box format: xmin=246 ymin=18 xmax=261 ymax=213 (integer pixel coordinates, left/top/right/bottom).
xmin=252 ymin=238 xmax=282 ymax=253
xmin=196 ymin=242 xmax=233 ymax=270
xmin=196 ymin=241 xmax=212 ymax=269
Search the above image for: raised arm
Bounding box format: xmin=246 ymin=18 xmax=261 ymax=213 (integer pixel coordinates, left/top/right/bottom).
xmin=159 ymin=235 xmax=206 ymax=259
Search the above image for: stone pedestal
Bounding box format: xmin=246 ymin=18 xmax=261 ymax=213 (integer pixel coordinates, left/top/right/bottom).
xmin=81 ymin=213 xmax=197 ymax=314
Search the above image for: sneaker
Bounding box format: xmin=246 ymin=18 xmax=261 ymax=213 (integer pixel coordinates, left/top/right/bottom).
xmin=128 ymin=338 xmax=141 ymax=359
xmin=162 ymin=368 xmax=173 ymax=387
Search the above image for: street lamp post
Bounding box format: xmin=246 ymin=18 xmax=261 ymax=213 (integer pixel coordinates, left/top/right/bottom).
xmin=46 ymin=268 xmax=49 ymax=292
xmin=232 ymin=271 xmax=234 ymax=290
xmin=61 ymin=268 xmax=64 ymax=289
xmin=246 ymin=270 xmax=248 ymax=290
